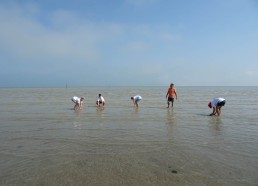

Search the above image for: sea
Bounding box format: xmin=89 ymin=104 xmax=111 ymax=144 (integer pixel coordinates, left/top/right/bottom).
xmin=0 ymin=86 xmax=257 ymax=186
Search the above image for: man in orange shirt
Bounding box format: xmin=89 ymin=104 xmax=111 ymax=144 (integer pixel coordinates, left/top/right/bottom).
xmin=166 ymin=83 xmax=177 ymax=108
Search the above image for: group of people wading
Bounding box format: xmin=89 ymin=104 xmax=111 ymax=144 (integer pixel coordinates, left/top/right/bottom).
xmin=71 ymin=83 xmax=226 ymax=116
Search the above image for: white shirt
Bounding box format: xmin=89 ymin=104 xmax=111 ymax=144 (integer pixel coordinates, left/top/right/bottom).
xmin=72 ymin=96 xmax=81 ymax=104
xmin=211 ymin=98 xmax=225 ymax=107
xmin=134 ymin=95 xmax=142 ymax=100
xmin=97 ymin=96 xmax=105 ymax=102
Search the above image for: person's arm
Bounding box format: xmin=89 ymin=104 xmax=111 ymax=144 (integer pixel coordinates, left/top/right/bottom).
xmin=132 ymin=99 xmax=136 ymax=106
xmin=175 ymin=91 xmax=177 ymax=99
xmin=166 ymin=89 xmax=169 ymax=98
xmin=74 ymin=102 xmax=79 ymax=110
xmin=210 ymin=107 xmax=216 ymax=116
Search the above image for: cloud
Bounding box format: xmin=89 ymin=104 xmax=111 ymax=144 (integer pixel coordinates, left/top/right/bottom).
xmin=0 ymin=2 xmax=179 ymax=63
xmin=0 ymin=2 xmax=182 ymax=86
xmin=0 ymin=3 xmax=107 ymax=64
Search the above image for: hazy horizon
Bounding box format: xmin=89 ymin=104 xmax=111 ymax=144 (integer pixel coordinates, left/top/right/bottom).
xmin=1 ymin=85 xmax=258 ymax=89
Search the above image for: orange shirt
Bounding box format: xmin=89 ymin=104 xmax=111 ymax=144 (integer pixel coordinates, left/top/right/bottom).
xmin=167 ymin=87 xmax=176 ymax=98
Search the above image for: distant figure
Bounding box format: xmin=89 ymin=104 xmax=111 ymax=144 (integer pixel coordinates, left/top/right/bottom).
xmin=71 ymin=96 xmax=85 ymax=110
xmin=166 ymin=83 xmax=177 ymax=108
xmin=96 ymin=94 xmax=105 ymax=107
xmin=208 ymin=98 xmax=226 ymax=116
xmin=131 ymin=95 xmax=142 ymax=108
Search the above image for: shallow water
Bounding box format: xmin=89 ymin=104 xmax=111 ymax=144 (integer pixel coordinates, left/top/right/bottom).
xmin=0 ymin=86 xmax=258 ymax=186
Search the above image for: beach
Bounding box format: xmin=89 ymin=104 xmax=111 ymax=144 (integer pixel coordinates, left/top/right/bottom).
xmin=0 ymin=86 xmax=258 ymax=185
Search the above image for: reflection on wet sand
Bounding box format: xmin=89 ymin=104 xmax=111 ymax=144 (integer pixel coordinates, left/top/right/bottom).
xmin=209 ymin=116 xmax=222 ymax=131
xmin=166 ymin=109 xmax=175 ymax=125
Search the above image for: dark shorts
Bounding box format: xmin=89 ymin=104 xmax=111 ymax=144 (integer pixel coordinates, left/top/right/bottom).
xmin=217 ymin=100 xmax=226 ymax=107
xmin=168 ymin=97 xmax=174 ymax=102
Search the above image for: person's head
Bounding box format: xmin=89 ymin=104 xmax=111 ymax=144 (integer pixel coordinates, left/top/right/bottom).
xmin=131 ymin=97 xmax=134 ymax=100
xmin=208 ymin=102 xmax=212 ymax=108
xmin=170 ymin=83 xmax=174 ymax=87
xmin=99 ymin=94 xmax=101 ymax=97
xmin=80 ymin=97 xmax=85 ymax=101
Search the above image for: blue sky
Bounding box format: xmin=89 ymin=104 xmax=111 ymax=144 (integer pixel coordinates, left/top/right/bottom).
xmin=0 ymin=0 xmax=258 ymax=87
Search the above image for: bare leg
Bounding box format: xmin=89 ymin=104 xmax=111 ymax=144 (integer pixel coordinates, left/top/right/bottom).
xmin=217 ymin=106 xmax=222 ymax=116
xmin=136 ymin=101 xmax=139 ymax=108
xmin=216 ymin=106 xmax=221 ymax=116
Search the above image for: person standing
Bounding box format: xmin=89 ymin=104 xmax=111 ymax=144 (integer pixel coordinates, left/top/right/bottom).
xmin=131 ymin=95 xmax=142 ymax=108
xmin=71 ymin=96 xmax=85 ymax=110
xmin=96 ymin=94 xmax=105 ymax=107
xmin=166 ymin=83 xmax=177 ymax=108
xmin=208 ymin=98 xmax=226 ymax=116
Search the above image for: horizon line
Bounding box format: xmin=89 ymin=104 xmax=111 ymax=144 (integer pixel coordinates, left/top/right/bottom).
xmin=0 ymin=85 xmax=257 ymax=88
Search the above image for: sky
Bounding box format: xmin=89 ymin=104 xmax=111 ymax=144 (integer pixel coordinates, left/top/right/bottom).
xmin=0 ymin=0 xmax=258 ymax=87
